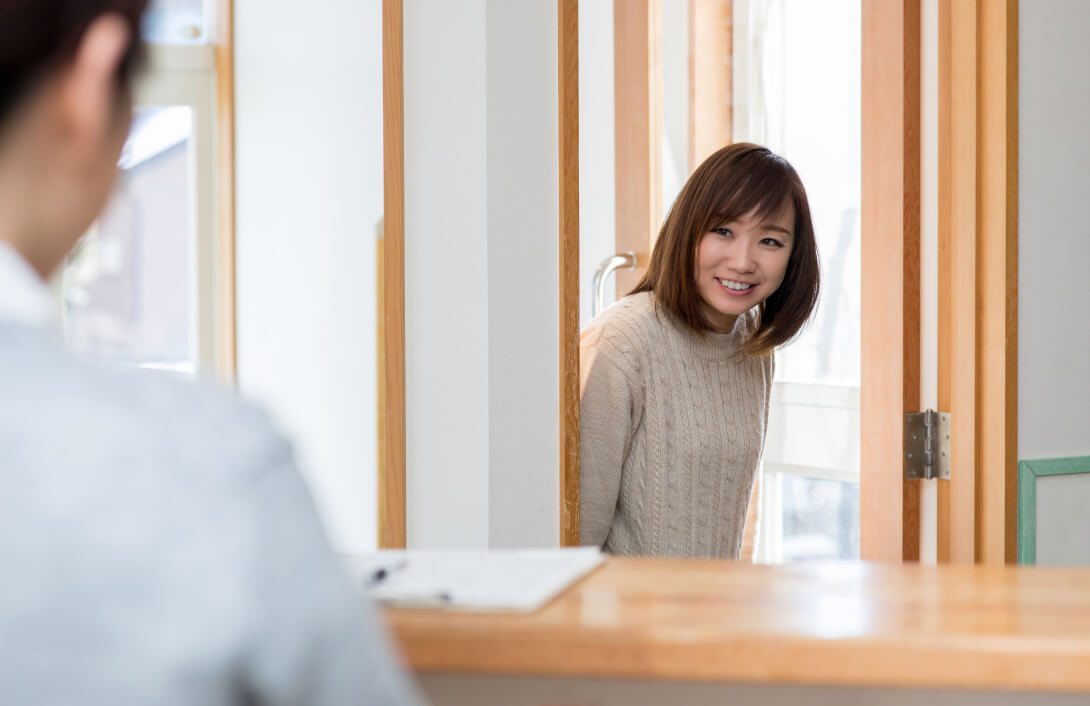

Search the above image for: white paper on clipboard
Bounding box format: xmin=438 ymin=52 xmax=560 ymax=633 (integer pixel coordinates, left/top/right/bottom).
xmin=344 ymin=547 xmax=605 ymax=613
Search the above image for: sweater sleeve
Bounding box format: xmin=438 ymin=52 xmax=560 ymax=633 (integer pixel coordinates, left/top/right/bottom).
xmin=579 ymin=341 xmax=642 ymax=548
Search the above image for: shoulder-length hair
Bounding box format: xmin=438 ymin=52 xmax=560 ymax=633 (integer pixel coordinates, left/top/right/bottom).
xmin=630 ymin=142 xmax=820 ymax=357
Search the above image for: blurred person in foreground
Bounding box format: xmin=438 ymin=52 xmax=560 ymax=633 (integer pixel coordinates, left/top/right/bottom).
xmin=0 ymin=1 xmax=420 ymax=703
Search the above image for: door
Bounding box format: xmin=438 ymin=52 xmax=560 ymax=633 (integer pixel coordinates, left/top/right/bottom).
xmin=568 ymin=0 xmax=866 ymax=558
xmin=560 ymin=0 xmax=1019 ymax=561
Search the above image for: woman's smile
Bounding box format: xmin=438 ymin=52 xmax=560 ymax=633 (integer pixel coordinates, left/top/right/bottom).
xmin=715 ymin=277 xmax=757 ymax=296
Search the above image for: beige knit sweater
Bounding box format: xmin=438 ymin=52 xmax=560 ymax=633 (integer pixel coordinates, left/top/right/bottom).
xmin=579 ymin=291 xmax=773 ymax=559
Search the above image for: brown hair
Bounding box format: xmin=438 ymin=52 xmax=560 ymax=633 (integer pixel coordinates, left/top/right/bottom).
xmin=631 ymin=142 xmax=820 ymax=357
xmin=0 ymin=0 xmax=148 ymax=127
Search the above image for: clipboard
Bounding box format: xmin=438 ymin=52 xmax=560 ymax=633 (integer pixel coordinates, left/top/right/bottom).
xmin=345 ymin=547 xmax=605 ymax=613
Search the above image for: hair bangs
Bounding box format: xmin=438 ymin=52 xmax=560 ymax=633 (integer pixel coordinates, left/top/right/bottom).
xmin=706 ymin=166 xmax=794 ymax=233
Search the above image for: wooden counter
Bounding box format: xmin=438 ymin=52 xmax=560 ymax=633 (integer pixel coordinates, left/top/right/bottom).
xmin=386 ymin=558 xmax=1090 ymax=693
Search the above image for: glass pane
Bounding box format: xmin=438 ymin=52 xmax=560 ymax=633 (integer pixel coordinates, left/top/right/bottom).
xmin=736 ymin=0 xmax=861 ymax=387
xmin=780 ymin=474 xmax=860 ymax=562
xmin=142 ymin=0 xmax=208 ymax=44
xmin=62 ymin=106 xmax=196 ymax=374
xmin=737 ymin=0 xmax=861 ymax=564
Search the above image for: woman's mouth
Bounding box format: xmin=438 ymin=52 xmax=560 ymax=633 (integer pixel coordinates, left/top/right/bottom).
xmin=716 ymin=278 xmax=756 ymax=296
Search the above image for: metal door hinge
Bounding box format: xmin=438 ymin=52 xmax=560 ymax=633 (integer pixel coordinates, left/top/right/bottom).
xmin=904 ymin=410 xmax=951 ymax=480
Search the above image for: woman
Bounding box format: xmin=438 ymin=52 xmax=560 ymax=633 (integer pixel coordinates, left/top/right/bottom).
xmin=579 ymin=142 xmax=820 ymax=559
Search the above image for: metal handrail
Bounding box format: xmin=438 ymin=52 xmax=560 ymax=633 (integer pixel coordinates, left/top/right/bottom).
xmin=592 ymin=251 xmax=638 ymax=317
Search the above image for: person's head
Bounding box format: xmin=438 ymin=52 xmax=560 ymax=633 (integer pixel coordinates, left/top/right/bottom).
xmin=0 ymin=0 xmax=147 ymax=277
xmin=631 ymin=142 xmax=820 ymax=357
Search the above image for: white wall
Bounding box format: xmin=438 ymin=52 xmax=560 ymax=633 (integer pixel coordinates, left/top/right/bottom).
xmin=404 ymin=0 xmax=560 ymax=548
xmin=234 ymin=0 xmax=382 ymax=553
xmin=403 ymin=0 xmax=490 ymax=548
xmin=1019 ymin=0 xmax=1090 ymax=461
xmin=485 ymin=1 xmax=560 ymax=548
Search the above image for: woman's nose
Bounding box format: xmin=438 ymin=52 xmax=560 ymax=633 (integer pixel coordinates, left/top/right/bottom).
xmin=728 ymin=243 xmax=757 ymax=273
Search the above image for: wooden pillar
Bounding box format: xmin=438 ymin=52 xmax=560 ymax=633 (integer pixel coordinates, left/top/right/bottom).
xmin=860 ymin=0 xmax=922 ymax=561
xmin=613 ymin=0 xmax=662 ymax=295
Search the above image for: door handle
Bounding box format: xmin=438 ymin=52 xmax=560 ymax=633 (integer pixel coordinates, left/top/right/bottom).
xmin=592 ymin=251 xmax=638 ymax=318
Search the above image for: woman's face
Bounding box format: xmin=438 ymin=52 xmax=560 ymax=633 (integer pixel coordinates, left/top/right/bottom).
xmin=694 ymin=203 xmax=795 ymax=333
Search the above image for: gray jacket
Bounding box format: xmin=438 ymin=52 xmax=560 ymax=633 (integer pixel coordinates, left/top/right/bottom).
xmin=0 ymin=322 xmax=419 ymax=705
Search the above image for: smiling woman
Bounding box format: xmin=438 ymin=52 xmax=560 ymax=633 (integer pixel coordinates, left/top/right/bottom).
xmin=694 ymin=203 xmax=795 ymax=334
xmin=579 ymin=142 xmax=820 ymax=559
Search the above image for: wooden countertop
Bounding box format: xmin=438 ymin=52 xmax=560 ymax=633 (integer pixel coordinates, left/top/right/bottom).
xmin=385 ymin=557 xmax=1090 ymax=692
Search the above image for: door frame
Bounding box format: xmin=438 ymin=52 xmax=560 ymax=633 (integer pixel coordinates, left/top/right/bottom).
xmin=860 ymin=0 xmax=922 ymax=561
xmin=379 ymin=0 xmax=406 ymax=548
xmin=861 ymin=0 xmax=1018 ymax=563
xmin=559 ymin=0 xmax=580 ymax=546
xmin=554 ymin=0 xmax=1020 ymax=559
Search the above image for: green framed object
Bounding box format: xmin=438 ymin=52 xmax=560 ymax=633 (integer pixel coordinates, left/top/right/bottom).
xmin=1018 ymin=456 xmax=1090 ymax=565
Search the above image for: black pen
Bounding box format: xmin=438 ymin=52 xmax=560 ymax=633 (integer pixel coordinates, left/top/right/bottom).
xmin=364 ymin=558 xmax=408 ymax=587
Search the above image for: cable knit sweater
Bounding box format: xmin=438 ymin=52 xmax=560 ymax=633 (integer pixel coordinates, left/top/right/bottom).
xmin=579 ymin=291 xmax=773 ymax=558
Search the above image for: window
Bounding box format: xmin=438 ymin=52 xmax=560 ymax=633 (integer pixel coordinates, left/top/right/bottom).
xmin=142 ymin=0 xmax=211 ymax=44
xmin=63 ymin=107 xmax=196 ymax=372
xmin=60 ymin=2 xmax=223 ymax=376
xmin=733 ymin=0 xmax=863 ymax=562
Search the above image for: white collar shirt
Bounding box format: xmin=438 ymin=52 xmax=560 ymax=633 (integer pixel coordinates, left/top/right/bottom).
xmin=0 ymin=241 xmax=54 ymax=328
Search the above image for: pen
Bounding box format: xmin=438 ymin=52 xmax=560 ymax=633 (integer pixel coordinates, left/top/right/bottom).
xmin=364 ymin=558 xmax=408 ymax=587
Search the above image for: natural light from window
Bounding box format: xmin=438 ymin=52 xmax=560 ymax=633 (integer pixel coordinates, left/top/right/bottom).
xmin=735 ymin=0 xmax=862 ymax=563
xmin=142 ymin=0 xmax=209 ymax=44
xmin=62 ymin=107 xmax=198 ymax=375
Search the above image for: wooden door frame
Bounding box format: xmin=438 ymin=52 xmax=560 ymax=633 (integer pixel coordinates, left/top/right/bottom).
xmin=215 ymin=0 xmax=413 ymax=550
xmin=613 ymin=0 xmax=663 ymax=297
xmin=560 ymin=0 xmax=580 ymax=546
xmin=688 ymin=0 xmax=733 ymax=173
xmin=975 ymin=0 xmax=1018 ymax=566
xmin=860 ymin=0 xmax=922 ymax=562
xmin=862 ymin=0 xmax=1019 ymax=563
xmin=557 ymin=0 xmax=1018 ymax=560
xmin=936 ymin=0 xmax=1019 ymax=564
xmin=388 ymin=0 xmax=1019 ymax=557
xmin=380 ymin=0 xmax=407 ymax=548
xmin=381 ymin=0 xmax=592 ymax=549
xmin=558 ymin=0 xmax=731 ymax=546
xmin=383 ymin=0 xmax=589 ymax=549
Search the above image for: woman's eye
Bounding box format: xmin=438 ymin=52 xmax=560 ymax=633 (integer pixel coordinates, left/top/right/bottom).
xmin=713 ymin=228 xmax=732 ymax=237
xmin=761 ymin=237 xmax=784 ymax=248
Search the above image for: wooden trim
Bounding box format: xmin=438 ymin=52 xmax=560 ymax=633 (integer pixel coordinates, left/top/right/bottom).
xmin=381 ymin=0 xmax=407 ymax=548
xmin=214 ymin=0 xmax=237 ymax=380
xmin=937 ymin=0 xmax=1018 ymax=565
xmin=613 ymin=0 xmax=662 ymax=295
xmin=937 ymin=0 xmax=978 ymax=565
xmin=977 ymin=0 xmax=1018 ymax=566
xmin=559 ymin=0 xmax=580 ymax=547
xmin=860 ymin=0 xmax=921 ymax=561
xmin=688 ymin=0 xmax=732 ymax=172
xmin=1017 ymin=457 xmax=1090 ymax=565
